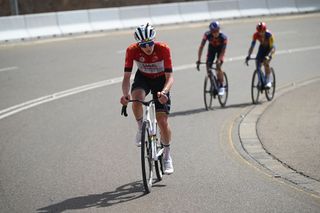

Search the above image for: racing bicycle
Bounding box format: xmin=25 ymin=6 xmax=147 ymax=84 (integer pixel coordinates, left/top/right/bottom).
xmin=198 ymin=62 xmax=228 ymax=110
xmin=246 ymin=58 xmax=276 ymax=104
xmin=121 ymin=99 xmax=164 ymax=193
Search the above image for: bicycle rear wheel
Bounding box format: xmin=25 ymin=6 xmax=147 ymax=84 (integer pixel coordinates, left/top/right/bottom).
xmin=154 ymin=144 xmax=163 ymax=181
xmin=154 ymin=124 xmax=163 ymax=181
xmin=204 ymin=76 xmax=213 ymax=110
xmin=218 ymin=72 xmax=229 ymax=107
xmin=251 ymin=70 xmax=260 ymax=104
xmin=265 ymin=67 xmax=276 ymax=101
xmin=141 ymin=121 xmax=153 ymax=193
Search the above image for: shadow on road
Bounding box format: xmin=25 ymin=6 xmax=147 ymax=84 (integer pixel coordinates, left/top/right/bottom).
xmin=169 ymin=108 xmax=207 ymax=117
xmin=221 ymin=102 xmax=253 ymax=109
xmin=169 ymin=102 xmax=253 ymax=117
xmin=37 ymin=181 xmax=146 ymax=213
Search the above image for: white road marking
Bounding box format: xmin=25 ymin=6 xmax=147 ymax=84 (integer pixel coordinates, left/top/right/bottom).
xmin=275 ymin=31 xmax=297 ymax=35
xmin=276 ymin=45 xmax=320 ymax=54
xmin=0 ymin=77 xmax=122 ymax=120
xmin=1 ymin=45 xmax=320 ymax=120
xmin=0 ymin=66 xmax=18 ymax=73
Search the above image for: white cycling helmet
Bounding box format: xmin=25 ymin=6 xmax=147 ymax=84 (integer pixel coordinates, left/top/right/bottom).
xmin=134 ymin=23 xmax=156 ymax=43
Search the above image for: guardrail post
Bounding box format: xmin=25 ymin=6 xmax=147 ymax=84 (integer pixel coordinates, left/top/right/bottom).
xmin=10 ymin=0 xmax=19 ymax=15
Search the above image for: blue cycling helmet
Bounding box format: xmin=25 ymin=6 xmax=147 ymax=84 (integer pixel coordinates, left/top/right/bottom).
xmin=209 ymin=21 xmax=220 ymax=31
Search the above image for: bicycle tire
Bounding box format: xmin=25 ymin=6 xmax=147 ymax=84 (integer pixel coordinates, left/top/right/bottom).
xmin=154 ymin=151 xmax=163 ymax=181
xmin=141 ymin=121 xmax=153 ymax=193
xmin=218 ymin=72 xmax=229 ymax=107
xmin=265 ymin=67 xmax=276 ymax=101
xmin=204 ymin=76 xmax=213 ymax=110
xmin=251 ymin=70 xmax=260 ymax=104
xmin=154 ymin=124 xmax=163 ymax=181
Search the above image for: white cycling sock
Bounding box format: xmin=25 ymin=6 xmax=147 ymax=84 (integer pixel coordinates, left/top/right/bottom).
xmin=137 ymin=118 xmax=143 ymax=130
xmin=163 ymin=144 xmax=171 ymax=160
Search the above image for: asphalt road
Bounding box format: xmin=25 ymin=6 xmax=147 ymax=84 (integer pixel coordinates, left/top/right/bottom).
xmin=0 ymin=13 xmax=320 ymax=213
xmin=258 ymin=80 xmax=320 ymax=182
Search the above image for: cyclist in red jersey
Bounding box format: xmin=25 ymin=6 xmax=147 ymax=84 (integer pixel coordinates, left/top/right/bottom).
xmin=246 ymin=22 xmax=275 ymax=88
xmin=196 ymin=21 xmax=228 ymax=96
xmin=120 ymin=23 xmax=174 ymax=174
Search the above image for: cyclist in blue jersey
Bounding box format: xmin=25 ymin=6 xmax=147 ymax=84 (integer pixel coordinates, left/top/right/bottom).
xmin=196 ymin=21 xmax=228 ymax=96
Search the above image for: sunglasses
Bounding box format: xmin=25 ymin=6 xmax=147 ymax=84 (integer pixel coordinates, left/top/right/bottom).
xmin=139 ymin=41 xmax=154 ymax=48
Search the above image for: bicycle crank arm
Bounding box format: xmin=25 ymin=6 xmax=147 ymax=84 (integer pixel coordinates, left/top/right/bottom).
xmin=155 ymin=148 xmax=164 ymax=160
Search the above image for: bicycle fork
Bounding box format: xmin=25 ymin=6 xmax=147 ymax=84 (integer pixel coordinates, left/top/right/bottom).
xmin=256 ymin=61 xmax=266 ymax=88
xmin=149 ymin=135 xmax=164 ymax=161
xmin=145 ymin=103 xmax=164 ymax=161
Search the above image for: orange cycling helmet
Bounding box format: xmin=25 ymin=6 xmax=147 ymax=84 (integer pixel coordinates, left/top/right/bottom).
xmin=256 ymin=22 xmax=267 ymax=32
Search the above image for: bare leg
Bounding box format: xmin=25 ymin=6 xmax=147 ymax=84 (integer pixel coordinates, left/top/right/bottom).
xmin=131 ymin=89 xmax=145 ymax=123
xmin=156 ymin=112 xmax=171 ymax=146
xmin=157 ymin=112 xmax=174 ymax=174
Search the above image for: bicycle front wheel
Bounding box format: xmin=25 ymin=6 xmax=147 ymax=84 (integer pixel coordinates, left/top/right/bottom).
xmin=265 ymin=67 xmax=276 ymax=101
xmin=204 ymin=76 xmax=213 ymax=110
xmin=218 ymin=72 xmax=229 ymax=107
xmin=251 ymin=70 xmax=260 ymax=104
xmin=141 ymin=121 xmax=153 ymax=193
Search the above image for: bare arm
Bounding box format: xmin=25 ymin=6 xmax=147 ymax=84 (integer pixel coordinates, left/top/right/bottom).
xmin=120 ymin=72 xmax=132 ymax=105
xmin=162 ymin=72 xmax=174 ymax=94
xmin=248 ymin=40 xmax=256 ymax=57
xmin=198 ymin=45 xmax=204 ymax=62
xmin=158 ymin=72 xmax=174 ymax=104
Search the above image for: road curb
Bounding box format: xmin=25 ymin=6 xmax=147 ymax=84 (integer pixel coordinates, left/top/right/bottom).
xmin=236 ymin=77 xmax=320 ymax=197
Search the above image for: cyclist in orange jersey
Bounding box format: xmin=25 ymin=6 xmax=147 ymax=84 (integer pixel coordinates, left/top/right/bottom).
xmin=246 ymin=22 xmax=276 ymax=88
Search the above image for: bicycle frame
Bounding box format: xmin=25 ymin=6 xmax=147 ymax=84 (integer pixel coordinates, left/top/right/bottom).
xmin=121 ymin=99 xmax=165 ymax=193
xmin=201 ymin=62 xmax=220 ymax=93
xmin=256 ymin=61 xmax=266 ymax=87
xmin=143 ymin=101 xmax=163 ymax=161
xmin=248 ymin=57 xmax=267 ymax=87
xmin=198 ymin=61 xmax=229 ymax=109
xmin=144 ymin=101 xmax=157 ymax=137
xmin=246 ymin=57 xmax=276 ymax=103
xmin=121 ymin=99 xmax=163 ymax=161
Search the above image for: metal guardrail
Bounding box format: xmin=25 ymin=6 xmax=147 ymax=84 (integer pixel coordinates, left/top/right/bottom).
xmin=0 ymin=0 xmax=319 ymax=43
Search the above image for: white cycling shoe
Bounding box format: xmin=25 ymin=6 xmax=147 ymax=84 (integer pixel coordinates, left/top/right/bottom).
xmin=163 ymin=156 xmax=174 ymax=175
xmin=218 ymin=87 xmax=225 ymax=96
xmin=265 ymin=81 xmax=272 ymax=89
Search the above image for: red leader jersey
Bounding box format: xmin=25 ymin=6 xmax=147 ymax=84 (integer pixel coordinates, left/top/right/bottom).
xmin=124 ymin=42 xmax=173 ymax=78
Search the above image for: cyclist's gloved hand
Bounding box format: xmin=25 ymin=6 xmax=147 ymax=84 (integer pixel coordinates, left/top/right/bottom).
xmin=245 ymin=56 xmax=250 ymax=66
xmin=196 ymin=61 xmax=200 ymax=71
